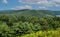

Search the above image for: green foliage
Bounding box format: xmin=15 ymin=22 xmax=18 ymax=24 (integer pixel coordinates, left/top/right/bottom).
xmin=0 ymin=10 xmax=55 ymax=17
xmin=0 ymin=14 xmax=60 ymax=37
xmin=20 ymin=29 xmax=60 ymax=37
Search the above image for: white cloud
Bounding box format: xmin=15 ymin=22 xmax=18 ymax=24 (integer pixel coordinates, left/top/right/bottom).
xmin=53 ymin=0 xmax=60 ymax=3
xmin=19 ymin=0 xmax=47 ymax=4
xmin=3 ymin=0 xmax=8 ymax=4
xmin=11 ymin=5 xmax=32 ymax=10
xmin=19 ymin=0 xmax=49 ymax=4
xmin=18 ymin=0 xmax=60 ymax=7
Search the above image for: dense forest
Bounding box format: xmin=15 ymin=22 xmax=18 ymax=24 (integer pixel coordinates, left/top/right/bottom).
xmin=0 ymin=10 xmax=60 ymax=37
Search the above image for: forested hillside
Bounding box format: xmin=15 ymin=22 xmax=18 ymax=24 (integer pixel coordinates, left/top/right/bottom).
xmin=0 ymin=9 xmax=60 ymax=15
xmin=0 ymin=9 xmax=58 ymax=17
xmin=0 ymin=10 xmax=60 ymax=37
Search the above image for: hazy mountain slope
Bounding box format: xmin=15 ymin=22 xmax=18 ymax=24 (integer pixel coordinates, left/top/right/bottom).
xmin=0 ymin=9 xmax=59 ymax=17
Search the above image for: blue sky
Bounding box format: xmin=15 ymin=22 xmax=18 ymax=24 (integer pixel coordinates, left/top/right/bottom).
xmin=0 ymin=0 xmax=60 ymax=11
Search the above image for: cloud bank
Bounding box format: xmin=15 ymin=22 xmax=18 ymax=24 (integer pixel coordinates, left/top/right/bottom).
xmin=11 ymin=5 xmax=32 ymax=10
xmin=3 ymin=0 xmax=8 ymax=4
xmin=19 ymin=0 xmax=60 ymax=7
xmin=1 ymin=0 xmax=60 ymax=10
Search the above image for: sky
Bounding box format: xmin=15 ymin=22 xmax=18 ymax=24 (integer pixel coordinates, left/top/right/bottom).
xmin=0 ymin=0 xmax=60 ymax=11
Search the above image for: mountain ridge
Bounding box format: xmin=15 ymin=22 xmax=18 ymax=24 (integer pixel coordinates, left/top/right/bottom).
xmin=0 ymin=9 xmax=60 ymax=17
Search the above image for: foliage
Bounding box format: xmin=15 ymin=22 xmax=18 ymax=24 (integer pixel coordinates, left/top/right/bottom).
xmin=20 ymin=29 xmax=60 ymax=37
xmin=0 ymin=14 xmax=60 ymax=37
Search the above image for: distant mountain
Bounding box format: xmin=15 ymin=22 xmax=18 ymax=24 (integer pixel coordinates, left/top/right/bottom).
xmin=0 ymin=9 xmax=60 ymax=17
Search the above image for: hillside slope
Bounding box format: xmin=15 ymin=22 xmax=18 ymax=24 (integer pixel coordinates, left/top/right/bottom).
xmin=0 ymin=9 xmax=59 ymax=17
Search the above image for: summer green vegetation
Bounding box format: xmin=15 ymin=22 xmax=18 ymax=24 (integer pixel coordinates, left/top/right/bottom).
xmin=21 ymin=29 xmax=60 ymax=37
xmin=0 ymin=9 xmax=60 ymax=37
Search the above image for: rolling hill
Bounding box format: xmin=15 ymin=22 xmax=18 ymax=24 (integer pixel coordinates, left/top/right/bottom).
xmin=0 ymin=9 xmax=60 ymax=17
